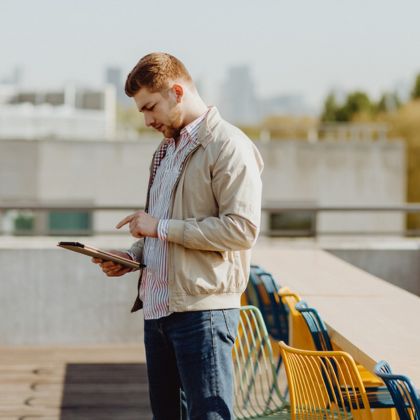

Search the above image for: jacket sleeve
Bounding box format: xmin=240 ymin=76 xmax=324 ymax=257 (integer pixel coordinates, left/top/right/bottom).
xmin=167 ymin=137 xmax=263 ymax=252
xmin=126 ymin=238 xmax=144 ymax=263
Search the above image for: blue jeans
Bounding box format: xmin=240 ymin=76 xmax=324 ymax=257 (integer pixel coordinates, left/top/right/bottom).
xmin=144 ymin=309 xmax=240 ymax=420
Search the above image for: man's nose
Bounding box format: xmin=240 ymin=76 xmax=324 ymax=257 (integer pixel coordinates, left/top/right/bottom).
xmin=144 ymin=113 xmax=155 ymax=127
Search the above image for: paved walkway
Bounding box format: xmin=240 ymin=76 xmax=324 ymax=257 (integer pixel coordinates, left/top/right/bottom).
xmin=0 ymin=344 xmax=151 ymax=419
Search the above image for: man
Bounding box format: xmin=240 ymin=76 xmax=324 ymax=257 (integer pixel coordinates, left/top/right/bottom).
xmin=92 ymin=52 xmax=263 ymax=419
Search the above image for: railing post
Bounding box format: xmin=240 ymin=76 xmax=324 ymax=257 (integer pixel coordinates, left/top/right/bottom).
xmin=312 ymin=209 xmax=318 ymax=238
xmin=33 ymin=210 xmax=48 ymax=236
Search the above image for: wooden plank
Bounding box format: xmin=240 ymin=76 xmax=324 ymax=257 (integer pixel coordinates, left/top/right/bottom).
xmin=0 ymin=345 xmax=151 ymax=419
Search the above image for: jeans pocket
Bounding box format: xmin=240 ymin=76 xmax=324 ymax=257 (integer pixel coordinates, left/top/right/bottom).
xmin=221 ymin=309 xmax=240 ymax=344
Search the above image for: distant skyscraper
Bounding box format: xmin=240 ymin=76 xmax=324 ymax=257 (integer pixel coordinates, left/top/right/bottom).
xmin=0 ymin=65 xmax=23 ymax=85
xmin=219 ymin=65 xmax=260 ymax=125
xmin=12 ymin=66 xmax=23 ymax=85
xmin=105 ymin=66 xmax=128 ymax=104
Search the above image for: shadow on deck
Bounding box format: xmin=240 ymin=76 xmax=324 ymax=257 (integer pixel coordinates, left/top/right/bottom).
xmin=58 ymin=363 xmax=151 ymax=419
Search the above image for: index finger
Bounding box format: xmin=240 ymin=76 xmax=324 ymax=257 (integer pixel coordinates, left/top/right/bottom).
xmin=116 ymin=214 xmax=135 ymax=229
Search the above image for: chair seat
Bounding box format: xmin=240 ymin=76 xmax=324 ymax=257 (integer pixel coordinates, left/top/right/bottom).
xmin=357 ymin=364 xmax=384 ymax=387
xmin=339 ymin=385 xmax=395 ymax=410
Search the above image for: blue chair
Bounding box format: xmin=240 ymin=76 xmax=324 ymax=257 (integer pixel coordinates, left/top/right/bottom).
xmin=295 ymin=300 xmax=395 ymax=410
xmin=375 ymin=360 xmax=420 ymax=420
xmin=246 ymin=265 xmax=290 ymax=399
xmin=294 ymin=300 xmax=332 ymax=350
xmin=247 ymin=265 xmax=289 ymax=343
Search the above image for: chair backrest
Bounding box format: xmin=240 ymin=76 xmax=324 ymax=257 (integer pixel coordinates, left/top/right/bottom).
xmin=233 ymin=306 xmax=288 ymax=419
xmin=295 ymin=300 xmax=333 ymax=351
xmin=279 ymin=287 xmax=315 ymax=350
xmin=374 ymin=361 xmax=420 ymax=420
xmin=279 ymin=341 xmax=373 ymax=420
xmin=247 ymin=265 xmax=289 ymax=343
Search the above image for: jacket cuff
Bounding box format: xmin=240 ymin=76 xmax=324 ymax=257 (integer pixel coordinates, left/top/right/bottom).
xmin=167 ymin=219 xmax=185 ymax=245
xmin=127 ymin=239 xmax=144 ymax=262
xmin=157 ymin=219 xmax=169 ymax=240
xmin=126 ymin=250 xmax=137 ymax=261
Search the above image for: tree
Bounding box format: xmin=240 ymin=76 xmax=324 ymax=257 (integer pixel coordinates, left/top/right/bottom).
xmin=320 ymin=93 xmax=339 ymax=122
xmin=320 ymin=91 xmax=374 ymax=122
xmin=342 ymin=91 xmax=372 ymax=119
xmin=411 ymin=73 xmax=420 ymax=100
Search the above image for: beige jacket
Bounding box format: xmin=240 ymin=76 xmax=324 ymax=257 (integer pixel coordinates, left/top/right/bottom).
xmin=128 ymin=107 xmax=264 ymax=313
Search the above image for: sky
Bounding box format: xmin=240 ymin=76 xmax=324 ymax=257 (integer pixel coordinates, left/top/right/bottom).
xmin=1 ymin=0 xmax=420 ymax=110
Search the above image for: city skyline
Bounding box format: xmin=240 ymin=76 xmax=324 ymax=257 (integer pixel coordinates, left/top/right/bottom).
xmin=1 ymin=0 xmax=420 ymax=111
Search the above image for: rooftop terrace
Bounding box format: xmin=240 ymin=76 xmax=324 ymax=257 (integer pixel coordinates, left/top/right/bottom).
xmin=1 ymin=236 xmax=419 ymax=418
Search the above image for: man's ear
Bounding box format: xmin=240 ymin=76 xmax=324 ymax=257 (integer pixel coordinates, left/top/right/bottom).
xmin=171 ymin=84 xmax=184 ymax=103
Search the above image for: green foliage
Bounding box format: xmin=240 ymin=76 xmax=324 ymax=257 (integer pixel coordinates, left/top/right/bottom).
xmin=321 ymin=90 xmax=403 ymax=122
xmin=320 ymin=91 xmax=373 ymax=122
xmin=343 ymin=91 xmax=372 ymax=117
xmin=411 ymin=73 xmax=420 ymax=99
xmin=320 ymin=93 xmax=339 ymax=122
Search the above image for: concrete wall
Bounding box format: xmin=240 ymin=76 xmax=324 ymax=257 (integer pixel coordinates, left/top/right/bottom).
xmin=0 ymin=140 xmax=39 ymax=201
xmin=258 ymin=139 xmax=406 ymax=233
xmin=327 ymin=249 xmax=420 ymax=296
xmin=0 ymin=137 xmax=406 ymax=234
xmin=0 ymin=247 xmax=143 ymax=345
xmin=1 ymin=244 xmax=419 ymax=344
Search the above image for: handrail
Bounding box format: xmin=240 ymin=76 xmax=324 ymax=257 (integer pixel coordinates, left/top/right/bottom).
xmin=1 ymin=203 xmax=420 ymax=237
xmin=263 ymin=203 xmax=420 ymax=212
xmin=0 ymin=204 xmax=142 ymax=211
xmin=1 ymin=203 xmax=420 ymax=212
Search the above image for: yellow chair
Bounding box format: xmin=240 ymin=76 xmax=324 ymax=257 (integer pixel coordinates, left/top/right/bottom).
xmin=278 ymin=287 xmax=316 ymax=350
xmin=279 ymin=287 xmax=383 ymax=388
xmin=233 ymin=306 xmax=290 ymax=419
xmin=279 ymin=341 xmax=373 ymax=420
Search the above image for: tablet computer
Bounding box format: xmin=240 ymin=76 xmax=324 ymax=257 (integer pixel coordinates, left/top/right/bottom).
xmin=57 ymin=241 xmax=144 ymax=270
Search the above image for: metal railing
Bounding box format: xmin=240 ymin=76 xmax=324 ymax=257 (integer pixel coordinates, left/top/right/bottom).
xmin=1 ymin=202 xmax=420 ymax=237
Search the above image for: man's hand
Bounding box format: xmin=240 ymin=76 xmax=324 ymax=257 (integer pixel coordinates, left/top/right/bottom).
xmin=116 ymin=210 xmax=159 ymax=239
xmin=91 ymin=250 xmax=133 ymax=277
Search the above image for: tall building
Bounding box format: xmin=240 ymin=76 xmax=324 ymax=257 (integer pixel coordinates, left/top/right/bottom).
xmin=219 ymin=65 xmax=260 ymax=125
xmin=219 ymin=65 xmax=312 ymax=125
xmin=105 ymin=66 xmax=130 ymax=105
xmin=0 ymin=65 xmax=23 ymax=85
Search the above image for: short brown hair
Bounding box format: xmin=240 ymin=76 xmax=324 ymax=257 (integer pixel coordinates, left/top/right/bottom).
xmin=125 ymin=52 xmax=193 ymax=97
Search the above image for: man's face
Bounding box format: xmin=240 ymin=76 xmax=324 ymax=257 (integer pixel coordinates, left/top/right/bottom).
xmin=133 ymin=86 xmax=183 ymax=139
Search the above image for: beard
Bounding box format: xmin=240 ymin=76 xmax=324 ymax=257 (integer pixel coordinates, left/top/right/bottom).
xmin=162 ymin=126 xmax=180 ymax=139
xmin=162 ymin=105 xmax=183 ymax=139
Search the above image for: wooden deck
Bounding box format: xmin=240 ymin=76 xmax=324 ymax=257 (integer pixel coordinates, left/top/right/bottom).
xmin=0 ymin=344 xmax=152 ymax=419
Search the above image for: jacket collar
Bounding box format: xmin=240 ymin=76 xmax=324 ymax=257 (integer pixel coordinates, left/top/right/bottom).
xmin=154 ymin=106 xmax=222 ymax=154
xmin=196 ymin=106 xmax=222 ymax=149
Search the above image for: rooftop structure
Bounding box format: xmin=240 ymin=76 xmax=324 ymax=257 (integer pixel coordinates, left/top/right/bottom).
xmin=0 ymin=84 xmax=116 ymax=140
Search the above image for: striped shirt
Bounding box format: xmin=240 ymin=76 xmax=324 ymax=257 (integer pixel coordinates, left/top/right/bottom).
xmin=140 ymin=110 xmax=208 ymax=320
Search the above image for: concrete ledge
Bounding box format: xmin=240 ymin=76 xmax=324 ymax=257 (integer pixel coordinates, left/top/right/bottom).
xmin=1 ymin=239 xmax=143 ymax=345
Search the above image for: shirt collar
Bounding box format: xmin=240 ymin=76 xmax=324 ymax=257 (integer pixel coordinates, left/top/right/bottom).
xmin=165 ymin=107 xmax=211 ymax=145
